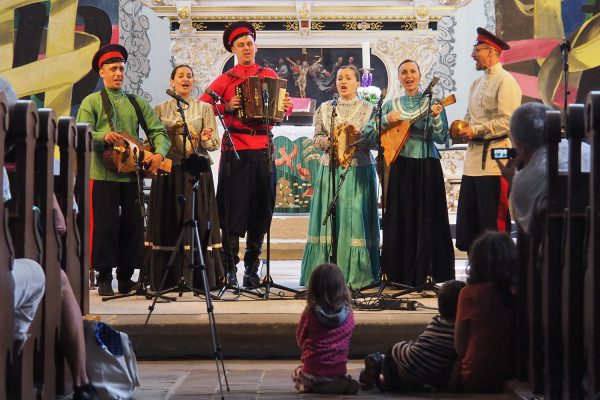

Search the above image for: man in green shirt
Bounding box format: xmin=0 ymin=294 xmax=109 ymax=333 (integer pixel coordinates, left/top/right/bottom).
xmin=77 ymin=44 xmax=170 ymax=296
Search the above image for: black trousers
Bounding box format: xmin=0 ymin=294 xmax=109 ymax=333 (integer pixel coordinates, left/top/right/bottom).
xmin=455 ymin=175 xmax=511 ymax=252
xmin=217 ymin=149 xmax=275 ymax=272
xmin=91 ymin=180 xmax=143 ymax=283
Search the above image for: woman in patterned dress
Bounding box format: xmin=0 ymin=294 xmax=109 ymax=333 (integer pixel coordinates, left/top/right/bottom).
xmin=300 ymin=65 xmax=380 ymax=289
xmin=146 ymin=65 xmax=223 ymax=291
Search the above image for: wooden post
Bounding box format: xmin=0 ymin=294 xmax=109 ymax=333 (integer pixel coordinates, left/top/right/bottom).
xmin=7 ymin=100 xmax=43 ymax=400
xmin=35 ymin=109 xmax=63 ymax=398
xmin=584 ymin=91 xmax=600 ymax=399
xmin=75 ymin=123 xmax=91 ymax=314
xmin=0 ymin=92 xmax=15 ymax=400
xmin=542 ymin=110 xmax=565 ymax=399
xmin=561 ymin=104 xmax=587 ymax=399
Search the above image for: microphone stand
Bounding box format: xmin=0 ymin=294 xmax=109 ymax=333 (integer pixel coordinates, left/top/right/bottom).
xmin=143 ymin=97 xmax=217 ymax=302
xmin=256 ymin=83 xmax=302 ymax=298
xmin=561 ymin=39 xmax=570 ymax=137
xmin=101 ymin=144 xmax=175 ymax=301
xmin=354 ymin=95 xmax=413 ymax=295
xmin=212 ymin=95 xmax=259 ymax=299
xmin=327 ymin=97 xmax=338 ymax=264
xmin=388 ymin=88 xmax=439 ymax=298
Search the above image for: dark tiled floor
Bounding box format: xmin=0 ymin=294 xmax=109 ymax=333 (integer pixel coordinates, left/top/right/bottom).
xmin=133 ymin=359 xmax=508 ymax=399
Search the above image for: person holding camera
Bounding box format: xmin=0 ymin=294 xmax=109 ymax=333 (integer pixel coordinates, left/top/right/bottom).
xmin=498 ymin=102 xmax=551 ymax=235
xmin=147 ymin=64 xmax=223 ymax=290
xmin=455 ymin=28 xmax=522 ymax=252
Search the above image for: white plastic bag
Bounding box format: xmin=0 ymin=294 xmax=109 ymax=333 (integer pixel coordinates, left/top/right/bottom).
xmin=83 ymin=320 xmax=140 ymax=400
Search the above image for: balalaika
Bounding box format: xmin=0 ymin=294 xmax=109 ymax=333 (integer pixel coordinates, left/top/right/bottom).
xmin=235 ymin=76 xmax=287 ymax=123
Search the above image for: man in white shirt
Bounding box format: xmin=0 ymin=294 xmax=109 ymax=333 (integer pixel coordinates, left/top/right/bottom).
xmin=455 ymin=27 xmax=522 ymax=252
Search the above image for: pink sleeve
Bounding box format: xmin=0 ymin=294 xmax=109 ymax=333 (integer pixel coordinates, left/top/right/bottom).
xmin=296 ymin=308 xmax=309 ymax=348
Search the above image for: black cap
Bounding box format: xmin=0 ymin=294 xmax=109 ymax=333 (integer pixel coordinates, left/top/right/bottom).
xmin=476 ymin=27 xmax=510 ymax=51
xmin=91 ymin=44 xmax=128 ymax=72
xmin=222 ymin=21 xmax=256 ymax=53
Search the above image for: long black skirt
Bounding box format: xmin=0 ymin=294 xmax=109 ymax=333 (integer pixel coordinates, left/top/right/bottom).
xmin=381 ymin=156 xmax=455 ymax=286
xmin=146 ymin=164 xmax=223 ymax=291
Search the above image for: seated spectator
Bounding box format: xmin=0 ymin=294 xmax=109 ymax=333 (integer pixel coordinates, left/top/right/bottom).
xmin=359 ymin=280 xmax=465 ymax=391
xmin=501 ymin=102 xmax=590 ymax=235
xmin=2 ymin=75 xmax=95 ymax=399
xmin=454 ymin=231 xmax=516 ymax=392
xmin=292 ymin=263 xmax=359 ymax=394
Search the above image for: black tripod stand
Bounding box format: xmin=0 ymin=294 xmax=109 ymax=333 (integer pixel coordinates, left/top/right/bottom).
xmin=141 ymin=173 xmax=229 ymax=398
xmin=253 ymin=83 xmax=302 ymax=299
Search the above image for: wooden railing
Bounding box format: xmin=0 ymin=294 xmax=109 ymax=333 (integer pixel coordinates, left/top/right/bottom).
xmin=0 ymin=93 xmax=91 ymax=400
xmin=509 ymin=92 xmax=599 ymax=399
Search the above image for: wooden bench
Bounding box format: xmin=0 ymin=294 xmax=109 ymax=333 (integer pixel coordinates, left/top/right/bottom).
xmin=0 ymin=92 xmax=15 ymax=400
xmin=584 ymin=91 xmax=600 ymax=399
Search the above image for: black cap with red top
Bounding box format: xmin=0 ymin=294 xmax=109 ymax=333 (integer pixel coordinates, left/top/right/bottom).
xmin=91 ymin=44 xmax=128 ymax=72
xmin=475 ymin=27 xmax=510 ymax=51
xmin=222 ymin=21 xmax=256 ymax=53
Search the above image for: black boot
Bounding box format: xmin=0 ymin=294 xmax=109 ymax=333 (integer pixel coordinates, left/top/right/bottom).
xmin=222 ymin=231 xmax=240 ymax=286
xmin=243 ymin=259 xmax=261 ymax=288
xmin=243 ymin=231 xmax=264 ymax=288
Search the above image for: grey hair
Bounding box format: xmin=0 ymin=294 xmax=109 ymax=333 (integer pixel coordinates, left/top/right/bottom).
xmin=509 ymin=102 xmax=552 ymax=153
xmin=0 ymin=76 xmax=18 ymax=107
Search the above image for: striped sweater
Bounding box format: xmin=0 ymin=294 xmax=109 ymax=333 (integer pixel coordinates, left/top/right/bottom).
xmin=391 ymin=315 xmax=456 ymax=388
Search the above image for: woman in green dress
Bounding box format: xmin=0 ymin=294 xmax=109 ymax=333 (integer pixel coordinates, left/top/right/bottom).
xmin=364 ymin=59 xmax=454 ymax=287
xmin=300 ymin=65 xmax=380 ymax=289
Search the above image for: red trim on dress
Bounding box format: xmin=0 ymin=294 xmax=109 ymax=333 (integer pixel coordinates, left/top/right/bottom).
xmin=89 ymin=180 xmax=94 ymax=263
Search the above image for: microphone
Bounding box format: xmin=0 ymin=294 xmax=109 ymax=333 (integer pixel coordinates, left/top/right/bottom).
xmin=420 ymin=77 xmax=440 ymax=99
xmin=166 ymin=89 xmax=189 ymax=106
xmin=204 ymin=88 xmax=232 ymax=111
xmin=331 ymin=93 xmax=339 ymax=108
xmin=560 ymin=39 xmax=571 ymax=63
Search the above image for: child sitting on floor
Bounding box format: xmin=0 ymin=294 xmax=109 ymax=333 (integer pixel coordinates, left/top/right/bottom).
xmin=292 ymin=263 xmax=359 ymax=394
xmin=454 ymin=231 xmax=516 ymax=392
xmin=359 ymin=279 xmax=465 ymax=391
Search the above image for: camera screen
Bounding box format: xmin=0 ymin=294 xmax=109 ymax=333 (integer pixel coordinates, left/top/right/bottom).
xmin=491 ymin=148 xmax=516 ymax=160
xmin=493 ymin=149 xmax=508 ymax=159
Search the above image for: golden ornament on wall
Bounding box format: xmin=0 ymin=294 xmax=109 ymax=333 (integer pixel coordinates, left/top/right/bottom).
xmin=177 ymin=6 xmax=190 ymax=20
xmin=284 ymin=21 xmax=299 ymax=31
xmin=311 ymin=21 xmax=325 ymax=31
xmin=416 ymin=5 xmax=429 ymax=19
xmin=192 ymin=22 xmax=207 ymax=31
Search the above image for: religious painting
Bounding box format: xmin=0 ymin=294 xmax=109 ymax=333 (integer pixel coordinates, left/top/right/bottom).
xmin=223 ymin=47 xmax=388 ymax=110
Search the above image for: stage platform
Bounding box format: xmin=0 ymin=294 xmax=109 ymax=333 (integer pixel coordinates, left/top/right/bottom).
xmin=89 ymin=258 xmax=468 ymax=359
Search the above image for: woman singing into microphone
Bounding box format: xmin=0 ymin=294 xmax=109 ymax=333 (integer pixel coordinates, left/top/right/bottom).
xmin=364 ymin=59 xmax=454 ymax=288
xmin=146 ymin=64 xmax=224 ymax=290
xmin=300 ymin=65 xmax=380 ymax=289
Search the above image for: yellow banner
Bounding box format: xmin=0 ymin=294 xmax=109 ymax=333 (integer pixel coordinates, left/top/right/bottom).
xmin=0 ymin=0 xmax=100 ymax=116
